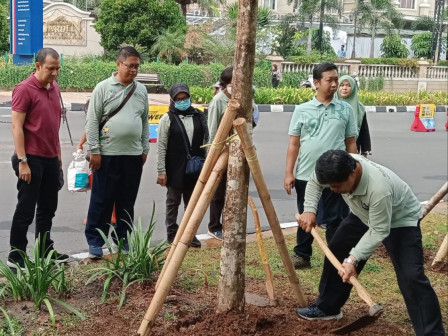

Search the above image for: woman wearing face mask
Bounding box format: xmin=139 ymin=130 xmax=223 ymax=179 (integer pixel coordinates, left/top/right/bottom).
xmin=336 ymin=75 xmax=372 ymax=157
xmin=157 ymin=83 xmax=208 ymax=247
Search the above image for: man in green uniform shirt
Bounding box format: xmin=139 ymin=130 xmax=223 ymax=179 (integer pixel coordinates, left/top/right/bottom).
xmin=85 ymin=46 xmax=149 ymax=258
xmin=284 ymin=62 xmax=358 ymax=269
xmin=296 ymin=150 xmax=444 ymax=336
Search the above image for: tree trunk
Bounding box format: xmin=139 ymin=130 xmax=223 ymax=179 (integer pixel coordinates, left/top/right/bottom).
xmin=181 ymin=2 xmax=187 ymax=17
xmin=307 ymin=17 xmax=313 ymax=56
xmin=370 ymin=25 xmax=376 ymax=58
xmin=217 ymin=0 xmax=258 ymax=313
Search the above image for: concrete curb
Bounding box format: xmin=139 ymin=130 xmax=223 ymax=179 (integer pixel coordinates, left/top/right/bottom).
xmin=257 ymin=105 xmax=448 ymax=113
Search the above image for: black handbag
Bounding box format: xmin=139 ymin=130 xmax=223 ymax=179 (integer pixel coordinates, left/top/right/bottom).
xmin=171 ymin=112 xmax=204 ymax=177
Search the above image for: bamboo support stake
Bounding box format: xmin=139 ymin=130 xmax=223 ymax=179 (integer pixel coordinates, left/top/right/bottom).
xmin=248 ymin=196 xmax=276 ymax=305
xmin=233 ymin=118 xmax=307 ymax=307
xmin=422 ymin=182 xmax=447 ymax=219
xmin=138 ymin=148 xmax=229 ymax=336
xmin=420 ymin=182 xmax=447 ymax=267
xmin=432 ymin=234 xmax=448 ymax=266
xmin=155 ymin=100 xmax=240 ymax=290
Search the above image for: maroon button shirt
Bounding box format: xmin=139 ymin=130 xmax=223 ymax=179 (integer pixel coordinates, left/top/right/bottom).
xmin=11 ymin=73 xmax=61 ymax=158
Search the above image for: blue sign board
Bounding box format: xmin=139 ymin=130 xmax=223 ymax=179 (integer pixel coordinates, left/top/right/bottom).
xmin=10 ymin=0 xmax=43 ymax=64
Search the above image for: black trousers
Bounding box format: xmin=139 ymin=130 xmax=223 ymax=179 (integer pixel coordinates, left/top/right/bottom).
xmin=85 ymin=155 xmax=142 ymax=248
xmin=10 ymin=154 xmax=59 ymax=258
xmin=165 ymin=179 xmax=195 ymax=241
xmin=315 ymin=213 xmax=445 ymax=336
xmin=294 ymin=179 xmax=349 ymax=260
xmin=208 ymin=172 xmax=226 ymax=233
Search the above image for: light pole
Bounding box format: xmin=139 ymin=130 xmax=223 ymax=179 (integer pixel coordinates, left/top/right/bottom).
xmin=351 ymin=8 xmax=358 ymax=59
xmin=432 ymin=0 xmax=444 ymax=62
xmin=318 ymin=0 xmax=325 ymax=54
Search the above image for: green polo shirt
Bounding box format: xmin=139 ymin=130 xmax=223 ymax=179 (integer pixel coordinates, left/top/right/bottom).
xmin=304 ymin=154 xmax=423 ymax=261
xmin=208 ymin=90 xmax=230 ymax=143
xmin=86 ymin=73 xmax=149 ymax=155
xmin=289 ymin=96 xmax=358 ymax=181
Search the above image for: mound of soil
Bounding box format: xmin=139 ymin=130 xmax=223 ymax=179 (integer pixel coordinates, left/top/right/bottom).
xmin=12 ymin=276 xmax=411 ymax=336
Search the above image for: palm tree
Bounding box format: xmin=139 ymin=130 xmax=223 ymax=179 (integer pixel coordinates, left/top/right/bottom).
xmin=226 ymin=2 xmax=274 ymax=29
xmin=357 ymin=0 xmax=402 ymax=58
xmin=297 ymin=0 xmax=341 ymax=56
xmin=151 ymin=29 xmax=187 ymax=63
xmin=200 ymin=3 xmax=273 ymax=64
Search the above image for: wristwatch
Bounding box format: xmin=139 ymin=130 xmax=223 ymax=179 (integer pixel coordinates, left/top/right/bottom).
xmin=343 ymin=257 xmax=359 ymax=267
xmin=18 ymin=156 xmax=28 ymax=163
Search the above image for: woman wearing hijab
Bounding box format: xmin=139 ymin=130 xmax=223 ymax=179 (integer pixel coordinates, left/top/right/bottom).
xmin=157 ymin=83 xmax=208 ymax=247
xmin=336 ymin=75 xmax=372 ymax=157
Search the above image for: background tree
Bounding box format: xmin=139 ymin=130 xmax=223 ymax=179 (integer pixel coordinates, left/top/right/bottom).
xmin=297 ymin=0 xmax=341 ymax=56
xmin=357 ymin=0 xmax=402 ymax=58
xmin=273 ymin=14 xmax=297 ymax=57
xmin=150 ymin=29 xmax=187 ymax=63
xmin=411 ymin=15 xmax=436 ymax=31
xmin=63 ymin=0 xmax=103 ymax=14
xmin=411 ymin=32 xmax=433 ymax=59
xmin=380 ymin=34 xmax=409 ymax=58
xmin=200 ymin=3 xmax=273 ymax=64
xmin=175 ymin=0 xmax=224 ymax=17
xmin=95 ymin=0 xmax=186 ymax=55
xmin=0 ymin=3 xmax=8 ymax=52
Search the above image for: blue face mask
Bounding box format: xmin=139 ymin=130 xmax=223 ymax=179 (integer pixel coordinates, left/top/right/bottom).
xmin=174 ymin=98 xmax=191 ymax=111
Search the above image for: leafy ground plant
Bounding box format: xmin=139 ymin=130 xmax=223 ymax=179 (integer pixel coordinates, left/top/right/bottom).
xmin=86 ymin=208 xmax=167 ymax=308
xmin=0 ymin=235 xmax=85 ymax=326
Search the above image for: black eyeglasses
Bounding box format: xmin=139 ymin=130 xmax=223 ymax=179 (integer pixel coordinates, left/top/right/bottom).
xmin=120 ymin=61 xmax=140 ymax=70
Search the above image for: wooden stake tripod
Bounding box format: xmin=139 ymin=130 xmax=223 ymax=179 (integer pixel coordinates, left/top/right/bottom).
xmin=137 ymin=114 xmax=307 ymax=336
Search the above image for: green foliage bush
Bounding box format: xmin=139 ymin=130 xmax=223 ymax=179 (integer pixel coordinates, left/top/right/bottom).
xmin=286 ymin=54 xmax=338 ymax=64
xmin=190 ymin=87 xmax=448 ymax=106
xmin=438 ymin=60 xmax=448 ymax=66
xmin=380 ymin=34 xmax=409 ymax=59
xmin=411 ymin=32 xmax=433 ymax=59
xmin=359 ymin=77 xmax=385 ymax=91
xmin=0 ymin=4 xmax=8 ymax=52
xmin=95 ymin=0 xmax=186 ymax=54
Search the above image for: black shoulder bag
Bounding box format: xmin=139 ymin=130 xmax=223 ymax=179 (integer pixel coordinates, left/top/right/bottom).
xmin=98 ymin=83 xmax=136 ymax=131
xmin=170 ymin=112 xmax=205 ymax=177
xmin=86 ymin=83 xmax=136 ymax=160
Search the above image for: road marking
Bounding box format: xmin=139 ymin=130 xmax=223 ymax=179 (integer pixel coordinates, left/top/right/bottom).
xmin=0 ymin=115 xmax=11 ymax=118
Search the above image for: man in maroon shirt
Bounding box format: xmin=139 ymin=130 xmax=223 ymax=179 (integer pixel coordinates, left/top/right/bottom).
xmin=8 ymin=48 xmax=69 ymax=271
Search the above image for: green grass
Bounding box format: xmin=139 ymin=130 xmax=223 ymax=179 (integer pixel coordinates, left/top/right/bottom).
xmin=1 ymin=211 xmax=446 ymax=335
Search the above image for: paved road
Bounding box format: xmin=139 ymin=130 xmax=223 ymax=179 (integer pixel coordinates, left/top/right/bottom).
xmin=0 ymin=108 xmax=446 ymax=261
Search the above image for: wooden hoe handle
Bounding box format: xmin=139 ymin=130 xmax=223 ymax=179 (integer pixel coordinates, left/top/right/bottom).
xmin=295 ymin=213 xmax=377 ymax=308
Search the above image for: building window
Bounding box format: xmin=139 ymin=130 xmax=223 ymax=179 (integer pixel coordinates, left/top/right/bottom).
xmin=263 ymin=0 xmax=276 ymax=10
xmin=400 ymin=0 xmax=415 ymax=9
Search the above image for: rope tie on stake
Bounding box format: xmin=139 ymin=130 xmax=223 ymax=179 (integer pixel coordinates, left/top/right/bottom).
xmin=202 ymin=133 xmax=240 ymax=150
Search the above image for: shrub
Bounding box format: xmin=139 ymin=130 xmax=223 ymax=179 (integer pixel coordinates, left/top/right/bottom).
xmin=192 ymin=87 xmax=448 ymax=105
xmin=86 ymin=211 xmax=167 ymax=308
xmin=411 ymin=32 xmax=432 ymax=59
xmin=0 ymin=235 xmax=84 ymax=326
xmin=359 ymin=76 xmax=385 ymax=91
xmin=380 ymin=34 xmax=409 ymax=59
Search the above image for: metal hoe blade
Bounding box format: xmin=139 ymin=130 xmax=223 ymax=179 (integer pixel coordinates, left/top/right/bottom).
xmin=332 ymin=305 xmax=383 ymax=334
